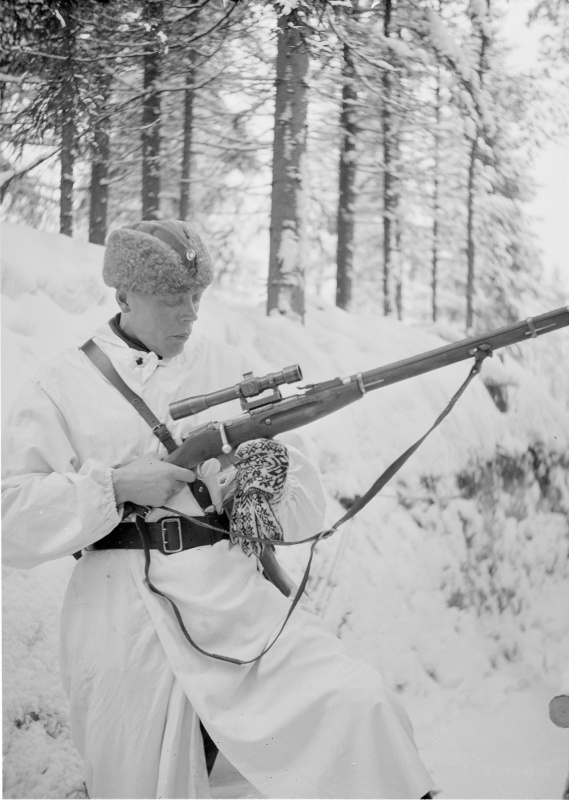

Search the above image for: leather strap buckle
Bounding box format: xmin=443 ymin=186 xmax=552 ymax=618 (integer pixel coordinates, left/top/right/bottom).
xmin=161 ymin=517 xmax=183 ymax=554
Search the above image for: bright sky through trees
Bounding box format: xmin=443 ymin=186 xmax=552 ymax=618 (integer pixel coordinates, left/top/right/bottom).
xmin=504 ymin=1 xmax=569 ymax=292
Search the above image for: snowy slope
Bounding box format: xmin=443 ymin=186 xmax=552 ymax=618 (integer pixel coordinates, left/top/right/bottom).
xmin=2 ymin=222 xmax=569 ymax=799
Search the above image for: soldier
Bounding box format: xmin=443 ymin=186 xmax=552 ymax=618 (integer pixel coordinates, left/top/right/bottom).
xmin=2 ymin=220 xmax=433 ymax=799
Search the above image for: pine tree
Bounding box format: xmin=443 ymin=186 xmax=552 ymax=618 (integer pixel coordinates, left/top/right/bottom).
xmin=465 ymin=0 xmax=492 ymax=332
xmin=88 ymin=68 xmax=112 ymax=244
xmin=179 ymin=43 xmax=196 ymax=220
xmin=1 ymin=0 xmax=130 ymax=236
xmin=267 ymin=6 xmax=310 ymax=322
xmin=336 ymin=35 xmax=358 ymax=310
xmin=141 ymin=0 xmax=164 ymax=220
xmin=86 ymin=1 xmax=127 ymax=244
xmin=430 ymin=63 xmax=442 ymax=323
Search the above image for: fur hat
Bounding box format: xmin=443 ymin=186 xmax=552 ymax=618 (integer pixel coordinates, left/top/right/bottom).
xmin=103 ymin=220 xmax=213 ymax=294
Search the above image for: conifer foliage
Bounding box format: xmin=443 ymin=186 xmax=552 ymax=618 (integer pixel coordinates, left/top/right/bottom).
xmin=0 ymin=0 xmax=566 ymax=330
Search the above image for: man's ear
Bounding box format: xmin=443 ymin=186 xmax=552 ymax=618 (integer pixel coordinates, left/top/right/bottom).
xmin=116 ymin=289 xmax=130 ymax=313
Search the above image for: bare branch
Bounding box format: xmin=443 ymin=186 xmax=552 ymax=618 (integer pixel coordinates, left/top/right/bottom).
xmin=0 ymin=148 xmax=59 ymax=196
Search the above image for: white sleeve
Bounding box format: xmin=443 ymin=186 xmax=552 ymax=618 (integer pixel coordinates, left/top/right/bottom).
xmin=2 ymin=381 xmax=121 ymax=569
xmin=273 ymin=435 xmax=327 ymax=543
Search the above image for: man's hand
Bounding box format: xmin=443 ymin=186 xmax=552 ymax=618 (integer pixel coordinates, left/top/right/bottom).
xmin=112 ymin=454 xmax=196 ymax=507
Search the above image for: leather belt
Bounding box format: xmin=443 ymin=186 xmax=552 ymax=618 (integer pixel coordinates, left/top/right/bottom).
xmin=88 ymin=515 xmax=230 ymax=556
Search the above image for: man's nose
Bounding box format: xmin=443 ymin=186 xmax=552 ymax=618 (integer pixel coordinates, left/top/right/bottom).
xmin=179 ymin=299 xmax=198 ymax=322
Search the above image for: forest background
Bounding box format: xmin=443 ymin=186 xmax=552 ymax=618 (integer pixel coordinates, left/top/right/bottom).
xmin=1 ymin=0 xmax=568 ymax=335
xmin=2 ymin=2 xmax=569 ymax=797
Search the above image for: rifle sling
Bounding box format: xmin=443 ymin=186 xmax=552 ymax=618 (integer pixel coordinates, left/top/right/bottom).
xmin=324 ymin=350 xmax=489 ymax=534
xmin=79 ymin=338 xmax=212 ymax=508
xmin=78 ymin=338 xmax=304 ymax=666
xmin=141 ymin=351 xmax=491 ymax=666
xmin=79 ymin=338 xmax=489 ymax=667
xmin=80 ymin=339 xmax=179 ymax=454
xmin=180 ymin=350 xmax=490 ymax=552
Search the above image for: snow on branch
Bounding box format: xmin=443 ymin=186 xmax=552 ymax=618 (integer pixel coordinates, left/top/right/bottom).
xmin=0 ymin=150 xmax=59 ymax=193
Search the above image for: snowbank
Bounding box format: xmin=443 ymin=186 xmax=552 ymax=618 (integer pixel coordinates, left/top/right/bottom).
xmin=2 ymin=222 xmax=568 ymax=798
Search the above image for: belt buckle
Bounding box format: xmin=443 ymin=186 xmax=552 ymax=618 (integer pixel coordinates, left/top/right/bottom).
xmin=161 ymin=517 xmax=183 ymax=554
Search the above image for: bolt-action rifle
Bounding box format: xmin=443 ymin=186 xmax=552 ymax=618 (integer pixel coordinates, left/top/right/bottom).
xmin=166 ymin=306 xmax=569 ymax=474
xmin=156 ymin=306 xmax=569 ymax=665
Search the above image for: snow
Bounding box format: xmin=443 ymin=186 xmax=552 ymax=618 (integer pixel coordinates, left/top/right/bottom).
xmin=2 ymin=221 xmax=569 ymax=799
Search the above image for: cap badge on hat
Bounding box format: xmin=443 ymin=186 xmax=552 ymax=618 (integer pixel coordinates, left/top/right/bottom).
xmin=103 ymin=219 xmax=213 ymax=294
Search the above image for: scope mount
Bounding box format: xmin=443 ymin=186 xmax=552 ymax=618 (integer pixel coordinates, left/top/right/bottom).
xmin=239 ymin=374 xmax=284 ymax=412
xmin=169 ymin=364 xmax=303 ymax=420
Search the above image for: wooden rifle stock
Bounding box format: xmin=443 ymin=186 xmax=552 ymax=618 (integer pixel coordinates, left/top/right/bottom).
xmin=166 ymin=306 xmax=569 ymax=471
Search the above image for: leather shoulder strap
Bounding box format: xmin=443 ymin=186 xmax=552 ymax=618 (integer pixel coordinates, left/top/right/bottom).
xmin=80 ymin=338 xmax=213 ymax=511
xmin=80 ymin=339 xmax=179 ymax=455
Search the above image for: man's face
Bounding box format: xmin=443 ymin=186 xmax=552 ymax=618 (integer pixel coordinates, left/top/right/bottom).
xmin=118 ymin=290 xmax=205 ymax=358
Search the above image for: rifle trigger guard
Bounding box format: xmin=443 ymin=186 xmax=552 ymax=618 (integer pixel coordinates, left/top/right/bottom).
xmin=218 ymin=422 xmax=233 ymax=454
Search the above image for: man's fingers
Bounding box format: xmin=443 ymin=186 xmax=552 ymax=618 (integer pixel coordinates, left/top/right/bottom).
xmin=168 ymin=465 xmax=196 ymax=483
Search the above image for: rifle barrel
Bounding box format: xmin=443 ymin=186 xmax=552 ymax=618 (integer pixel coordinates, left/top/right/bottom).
xmin=357 ymin=306 xmax=569 ymax=392
xmin=167 ymin=307 xmax=567 ymax=471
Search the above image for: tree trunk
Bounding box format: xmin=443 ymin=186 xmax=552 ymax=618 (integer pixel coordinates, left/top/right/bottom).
xmin=267 ymin=11 xmax=309 ymax=323
xmin=142 ymin=0 xmax=163 ymax=221
xmin=179 ymin=65 xmax=195 ymax=220
xmin=394 ymin=219 xmax=402 ymax=320
xmin=59 ymin=4 xmax=76 ymax=237
xmin=336 ymin=40 xmax=358 ymax=311
xmin=89 ymin=74 xmax=112 ymax=244
xmin=465 ymin=137 xmax=477 ymax=332
xmin=465 ymin=0 xmax=490 ymax=333
xmin=431 ymin=67 xmax=441 ymax=323
xmin=60 ymin=109 xmax=75 ymax=237
xmin=89 ymin=124 xmax=110 ymax=244
xmin=381 ymin=0 xmax=394 ymax=316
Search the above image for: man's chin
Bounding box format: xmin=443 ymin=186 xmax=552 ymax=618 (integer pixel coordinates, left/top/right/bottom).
xmin=161 ymin=339 xmax=187 ymax=358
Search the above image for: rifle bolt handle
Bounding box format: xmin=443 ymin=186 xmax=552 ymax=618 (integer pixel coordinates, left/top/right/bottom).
xmin=219 ymin=422 xmax=233 ymax=454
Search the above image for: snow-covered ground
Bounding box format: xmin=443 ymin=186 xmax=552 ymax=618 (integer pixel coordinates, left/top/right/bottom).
xmin=2 ymin=222 xmax=569 ymax=799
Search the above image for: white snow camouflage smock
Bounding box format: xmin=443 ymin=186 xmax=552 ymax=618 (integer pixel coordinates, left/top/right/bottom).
xmin=2 ymin=321 xmax=433 ymax=799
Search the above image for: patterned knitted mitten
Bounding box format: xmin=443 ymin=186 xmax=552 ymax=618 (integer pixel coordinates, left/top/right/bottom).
xmin=230 ymin=439 xmax=290 ymax=557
